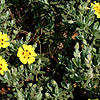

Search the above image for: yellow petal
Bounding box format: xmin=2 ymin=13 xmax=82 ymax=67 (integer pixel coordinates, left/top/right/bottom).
xmin=4 ymin=67 xmax=8 ymax=71
xmin=29 ymin=47 xmax=37 ymax=56
xmin=0 ymin=71 xmax=4 ymax=75
xmin=95 ymin=3 xmax=100 ymax=6
xmin=28 ymin=57 xmax=35 ymax=64
xmin=19 ymin=57 xmax=27 ymax=64
xmin=0 ymin=57 xmax=8 ymax=75
xmin=2 ymin=34 xmax=9 ymax=41
xmin=1 ymin=42 xmax=10 ymax=48
xmin=17 ymin=47 xmax=24 ymax=57
xmin=22 ymin=44 xmax=27 ymax=49
xmin=32 ymin=52 xmax=37 ymax=57
xmin=23 ymin=44 xmax=33 ymax=51
xmin=91 ymin=3 xmax=94 ymax=7
xmin=97 ymin=14 xmax=100 ymax=18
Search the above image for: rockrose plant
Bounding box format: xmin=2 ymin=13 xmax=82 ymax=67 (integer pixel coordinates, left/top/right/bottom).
xmin=0 ymin=0 xmax=100 ymax=100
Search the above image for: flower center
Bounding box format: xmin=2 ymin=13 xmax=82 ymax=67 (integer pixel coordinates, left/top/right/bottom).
xmin=94 ymin=6 xmax=100 ymax=12
xmin=25 ymin=52 xmax=29 ymax=57
xmin=22 ymin=50 xmax=31 ymax=58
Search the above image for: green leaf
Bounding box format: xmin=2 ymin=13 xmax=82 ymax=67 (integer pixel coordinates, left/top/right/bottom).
xmin=1 ymin=0 xmax=5 ymax=4
xmin=74 ymin=42 xmax=79 ymax=50
xmin=88 ymin=20 xmax=94 ymax=26
xmin=17 ymin=89 xmax=25 ymax=100
xmin=93 ymin=21 xmax=99 ymax=30
xmin=36 ymin=91 xmax=42 ymax=100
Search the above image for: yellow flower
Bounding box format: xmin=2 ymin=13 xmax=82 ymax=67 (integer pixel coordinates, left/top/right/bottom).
xmin=88 ymin=99 xmax=99 ymax=100
xmin=0 ymin=56 xmax=8 ymax=75
xmin=91 ymin=1 xmax=100 ymax=18
xmin=17 ymin=44 xmax=37 ymax=64
xmin=0 ymin=32 xmax=10 ymax=49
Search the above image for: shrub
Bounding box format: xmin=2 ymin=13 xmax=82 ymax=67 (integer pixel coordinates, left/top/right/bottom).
xmin=0 ymin=0 xmax=100 ymax=100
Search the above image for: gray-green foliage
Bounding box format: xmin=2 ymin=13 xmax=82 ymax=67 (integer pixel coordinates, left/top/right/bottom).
xmin=0 ymin=0 xmax=100 ymax=99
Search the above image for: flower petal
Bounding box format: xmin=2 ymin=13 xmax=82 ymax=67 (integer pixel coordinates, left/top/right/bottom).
xmin=97 ymin=14 xmax=100 ymax=18
xmin=17 ymin=47 xmax=24 ymax=57
xmin=23 ymin=44 xmax=32 ymax=51
xmin=32 ymin=52 xmax=37 ymax=57
xmin=29 ymin=47 xmax=37 ymax=57
xmin=28 ymin=57 xmax=35 ymax=64
xmin=2 ymin=34 xmax=9 ymax=41
xmin=0 ymin=71 xmax=4 ymax=75
xmin=0 ymin=56 xmax=8 ymax=75
xmin=1 ymin=42 xmax=10 ymax=48
xmin=19 ymin=57 xmax=28 ymax=64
